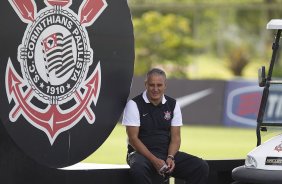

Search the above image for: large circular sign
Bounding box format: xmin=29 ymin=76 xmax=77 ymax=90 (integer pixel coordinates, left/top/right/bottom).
xmin=0 ymin=0 xmax=134 ymax=168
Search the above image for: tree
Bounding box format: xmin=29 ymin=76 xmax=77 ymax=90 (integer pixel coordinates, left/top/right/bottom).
xmin=133 ymin=11 xmax=201 ymax=77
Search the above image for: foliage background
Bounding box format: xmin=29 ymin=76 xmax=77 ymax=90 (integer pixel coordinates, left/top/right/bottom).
xmin=129 ymin=0 xmax=282 ymax=79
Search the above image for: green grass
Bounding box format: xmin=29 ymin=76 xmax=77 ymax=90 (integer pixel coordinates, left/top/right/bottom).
xmin=82 ymin=124 xmax=269 ymax=164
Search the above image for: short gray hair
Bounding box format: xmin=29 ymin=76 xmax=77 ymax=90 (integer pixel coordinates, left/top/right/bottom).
xmin=146 ymin=68 xmax=166 ymax=80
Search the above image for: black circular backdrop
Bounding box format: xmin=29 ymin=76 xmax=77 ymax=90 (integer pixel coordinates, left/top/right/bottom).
xmin=0 ymin=0 xmax=134 ymax=168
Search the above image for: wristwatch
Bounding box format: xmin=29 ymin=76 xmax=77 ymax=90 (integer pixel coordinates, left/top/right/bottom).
xmin=167 ymin=155 xmax=174 ymax=161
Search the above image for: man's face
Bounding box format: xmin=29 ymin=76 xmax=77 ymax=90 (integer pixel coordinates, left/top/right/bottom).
xmin=145 ymin=74 xmax=166 ymax=105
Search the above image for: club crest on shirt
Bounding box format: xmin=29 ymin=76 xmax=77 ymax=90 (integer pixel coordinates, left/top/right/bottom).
xmin=164 ymin=111 xmax=172 ymax=121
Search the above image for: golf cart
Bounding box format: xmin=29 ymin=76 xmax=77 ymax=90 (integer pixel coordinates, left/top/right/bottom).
xmin=232 ymin=19 xmax=282 ymax=184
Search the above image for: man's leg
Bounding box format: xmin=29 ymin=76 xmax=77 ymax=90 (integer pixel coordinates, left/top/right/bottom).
xmin=127 ymin=152 xmax=158 ymax=184
xmin=171 ymin=151 xmax=209 ymax=184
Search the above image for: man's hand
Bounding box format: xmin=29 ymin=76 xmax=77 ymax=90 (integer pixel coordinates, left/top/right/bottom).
xmin=166 ymin=156 xmax=175 ymax=173
xmin=151 ymin=157 xmax=167 ymax=175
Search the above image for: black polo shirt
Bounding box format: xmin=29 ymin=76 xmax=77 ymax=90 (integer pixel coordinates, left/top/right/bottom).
xmin=127 ymin=93 xmax=176 ymax=155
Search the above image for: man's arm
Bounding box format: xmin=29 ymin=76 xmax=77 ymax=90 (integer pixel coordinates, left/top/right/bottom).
xmin=126 ymin=126 xmax=166 ymax=171
xmin=166 ymin=126 xmax=181 ymax=172
xmin=168 ymin=101 xmax=182 ymax=157
xmin=168 ymin=126 xmax=181 ymax=156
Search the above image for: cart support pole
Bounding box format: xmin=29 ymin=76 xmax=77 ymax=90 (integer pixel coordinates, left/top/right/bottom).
xmin=256 ymin=29 xmax=281 ymax=146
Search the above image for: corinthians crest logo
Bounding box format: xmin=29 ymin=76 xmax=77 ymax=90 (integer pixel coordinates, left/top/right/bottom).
xmin=6 ymin=0 xmax=107 ymax=145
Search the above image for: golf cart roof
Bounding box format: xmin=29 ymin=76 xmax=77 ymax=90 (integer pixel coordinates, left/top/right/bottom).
xmin=267 ymin=19 xmax=282 ymax=29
